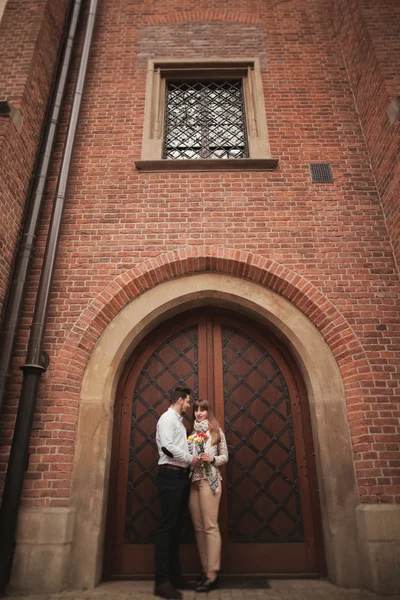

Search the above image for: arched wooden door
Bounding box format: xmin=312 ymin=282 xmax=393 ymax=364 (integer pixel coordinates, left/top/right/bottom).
xmin=104 ymin=310 xmax=324 ymax=577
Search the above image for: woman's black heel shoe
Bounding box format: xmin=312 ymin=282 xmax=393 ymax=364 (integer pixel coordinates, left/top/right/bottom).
xmin=195 ymin=572 xmax=207 ymax=587
xmin=195 ymin=575 xmax=219 ymax=592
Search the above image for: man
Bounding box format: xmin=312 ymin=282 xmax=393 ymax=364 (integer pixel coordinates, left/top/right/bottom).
xmin=154 ymin=387 xmax=200 ymax=600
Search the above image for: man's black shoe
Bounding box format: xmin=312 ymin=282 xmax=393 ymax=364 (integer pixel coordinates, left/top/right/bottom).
xmin=195 ymin=575 xmax=219 ymax=593
xmin=153 ymin=582 xmax=182 ymax=599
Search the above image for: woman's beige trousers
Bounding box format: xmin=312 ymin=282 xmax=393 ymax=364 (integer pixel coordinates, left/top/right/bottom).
xmin=189 ymin=479 xmax=222 ymax=572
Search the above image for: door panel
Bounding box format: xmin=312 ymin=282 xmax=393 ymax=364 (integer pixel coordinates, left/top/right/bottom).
xmin=125 ymin=326 xmax=198 ymax=544
xmin=105 ymin=311 xmax=324 ymax=577
xmin=218 ymin=322 xmax=312 ymax=572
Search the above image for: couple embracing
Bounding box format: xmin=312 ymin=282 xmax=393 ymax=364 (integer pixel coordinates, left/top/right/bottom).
xmin=154 ymin=387 xmax=229 ymax=599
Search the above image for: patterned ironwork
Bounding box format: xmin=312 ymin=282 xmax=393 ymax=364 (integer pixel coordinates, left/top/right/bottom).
xmin=125 ymin=327 xmax=198 ymax=543
xmin=163 ymin=80 xmax=249 ymax=159
xmin=222 ymin=327 xmax=304 ymax=543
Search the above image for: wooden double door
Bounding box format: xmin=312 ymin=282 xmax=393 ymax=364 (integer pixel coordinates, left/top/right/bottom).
xmin=105 ymin=309 xmax=324 ymax=577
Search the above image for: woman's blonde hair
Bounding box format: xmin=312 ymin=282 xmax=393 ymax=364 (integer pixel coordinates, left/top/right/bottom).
xmin=192 ymin=399 xmax=221 ymax=445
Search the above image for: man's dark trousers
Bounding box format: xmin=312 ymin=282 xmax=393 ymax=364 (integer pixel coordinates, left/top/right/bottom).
xmin=155 ymin=467 xmax=189 ymax=585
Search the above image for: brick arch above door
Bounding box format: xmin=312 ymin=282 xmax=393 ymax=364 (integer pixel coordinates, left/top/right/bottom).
xmin=59 ymin=246 xmax=371 ymax=403
xmin=66 ymin=268 xmax=363 ymax=591
xmin=145 ymin=11 xmax=264 ymax=26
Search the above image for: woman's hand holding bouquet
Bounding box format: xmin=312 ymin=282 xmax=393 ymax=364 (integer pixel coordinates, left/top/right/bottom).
xmin=188 ymin=432 xmax=211 ymax=475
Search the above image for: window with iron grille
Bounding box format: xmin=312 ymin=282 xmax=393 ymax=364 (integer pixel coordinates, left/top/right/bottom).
xmin=163 ymin=80 xmax=249 ymax=160
xmin=135 ymin=59 xmax=278 ymax=171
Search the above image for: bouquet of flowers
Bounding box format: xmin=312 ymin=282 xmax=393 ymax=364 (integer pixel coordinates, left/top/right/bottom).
xmin=188 ymin=432 xmax=211 ymax=475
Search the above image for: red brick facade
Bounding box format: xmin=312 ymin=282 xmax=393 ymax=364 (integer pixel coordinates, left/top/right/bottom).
xmin=0 ymin=0 xmax=70 ymax=318
xmin=0 ymin=0 xmax=399 ymax=514
xmin=334 ymin=0 xmax=400 ymax=273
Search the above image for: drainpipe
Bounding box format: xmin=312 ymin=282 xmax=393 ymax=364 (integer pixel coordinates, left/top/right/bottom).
xmin=0 ymin=0 xmax=82 ymax=417
xmin=0 ymin=0 xmax=98 ymax=592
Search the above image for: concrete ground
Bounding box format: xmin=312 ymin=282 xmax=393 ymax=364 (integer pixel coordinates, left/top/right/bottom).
xmin=6 ymin=580 xmax=400 ymax=600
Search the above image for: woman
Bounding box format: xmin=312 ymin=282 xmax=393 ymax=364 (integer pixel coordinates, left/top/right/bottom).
xmin=188 ymin=399 xmax=229 ymax=592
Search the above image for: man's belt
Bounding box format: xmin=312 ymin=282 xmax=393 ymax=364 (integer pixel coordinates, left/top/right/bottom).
xmin=159 ymin=464 xmax=187 ymax=473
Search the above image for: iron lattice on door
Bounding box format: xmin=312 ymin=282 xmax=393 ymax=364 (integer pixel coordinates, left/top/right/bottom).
xmin=222 ymin=326 xmax=304 ymax=543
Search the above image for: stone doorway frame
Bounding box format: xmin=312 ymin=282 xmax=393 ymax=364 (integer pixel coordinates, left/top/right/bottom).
xmin=68 ymin=273 xmax=361 ymax=589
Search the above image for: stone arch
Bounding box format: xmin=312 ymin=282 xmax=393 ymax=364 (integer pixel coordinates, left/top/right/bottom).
xmin=65 ymin=252 xmax=364 ymax=590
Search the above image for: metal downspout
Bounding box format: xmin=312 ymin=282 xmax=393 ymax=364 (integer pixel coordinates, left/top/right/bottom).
xmin=0 ymin=0 xmax=98 ymax=592
xmin=0 ymin=0 xmax=82 ymax=416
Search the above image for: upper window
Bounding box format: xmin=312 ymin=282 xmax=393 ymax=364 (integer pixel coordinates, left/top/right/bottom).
xmin=164 ymin=79 xmax=248 ymax=160
xmin=136 ymin=59 xmax=278 ymax=172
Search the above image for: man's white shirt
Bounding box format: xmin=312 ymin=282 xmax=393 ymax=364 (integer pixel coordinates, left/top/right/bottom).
xmin=156 ymin=407 xmax=192 ymax=467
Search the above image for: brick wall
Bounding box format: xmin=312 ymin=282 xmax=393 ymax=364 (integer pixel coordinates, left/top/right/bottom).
xmin=1 ymin=0 xmax=400 ymax=507
xmin=0 ymin=0 xmax=69 ymax=322
xmin=360 ymin=0 xmax=400 ymax=98
xmin=333 ymin=0 xmax=400 ymax=273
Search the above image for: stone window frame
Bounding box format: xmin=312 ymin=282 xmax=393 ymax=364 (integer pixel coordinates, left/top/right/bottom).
xmin=0 ymin=0 xmax=7 ymax=23
xmin=135 ymin=58 xmax=278 ymax=172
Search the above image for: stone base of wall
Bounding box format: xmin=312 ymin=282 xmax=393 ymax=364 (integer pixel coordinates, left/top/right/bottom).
xmin=357 ymin=504 xmax=400 ymax=595
xmin=8 ymin=507 xmax=75 ymax=593
xmin=7 ymin=503 xmax=400 ymax=594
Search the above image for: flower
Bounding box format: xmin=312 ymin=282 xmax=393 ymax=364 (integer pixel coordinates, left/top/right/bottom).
xmin=188 ymin=433 xmax=211 ymax=475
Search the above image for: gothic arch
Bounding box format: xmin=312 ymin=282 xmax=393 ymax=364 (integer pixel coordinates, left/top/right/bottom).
xmin=64 ymin=250 xmax=364 ymax=590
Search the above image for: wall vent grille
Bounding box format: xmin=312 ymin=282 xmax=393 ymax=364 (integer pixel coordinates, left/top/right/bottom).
xmin=310 ymin=163 xmax=333 ymax=183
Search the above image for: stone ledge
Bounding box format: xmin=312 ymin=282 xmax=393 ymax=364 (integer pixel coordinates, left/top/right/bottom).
xmin=134 ymin=158 xmax=279 ymax=172
xmin=0 ymin=100 xmax=23 ymax=130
